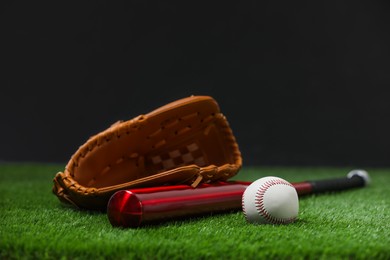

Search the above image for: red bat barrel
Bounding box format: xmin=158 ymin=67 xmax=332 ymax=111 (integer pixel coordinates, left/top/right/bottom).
xmin=107 ymin=182 xmax=247 ymax=228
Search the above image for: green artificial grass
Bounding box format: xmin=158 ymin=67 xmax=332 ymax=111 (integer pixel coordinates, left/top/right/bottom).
xmin=1 ymin=163 xmax=390 ymax=259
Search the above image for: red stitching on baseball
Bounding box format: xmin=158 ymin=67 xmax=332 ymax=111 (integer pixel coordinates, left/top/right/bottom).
xmin=241 ymin=197 xmax=247 ymax=220
xmin=254 ymin=179 xmax=296 ymax=224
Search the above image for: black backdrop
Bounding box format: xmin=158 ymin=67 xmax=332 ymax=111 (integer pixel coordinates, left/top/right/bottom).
xmin=1 ymin=1 xmax=390 ymax=167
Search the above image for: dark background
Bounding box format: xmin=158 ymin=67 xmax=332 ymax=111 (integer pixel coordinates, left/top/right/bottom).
xmin=1 ymin=1 xmax=389 ymax=167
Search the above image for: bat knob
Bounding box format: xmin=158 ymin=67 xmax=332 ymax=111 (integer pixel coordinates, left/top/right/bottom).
xmin=347 ymin=169 xmax=371 ymax=186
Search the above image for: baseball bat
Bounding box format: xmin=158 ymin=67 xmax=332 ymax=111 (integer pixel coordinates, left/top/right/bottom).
xmin=107 ymin=169 xmax=370 ymax=228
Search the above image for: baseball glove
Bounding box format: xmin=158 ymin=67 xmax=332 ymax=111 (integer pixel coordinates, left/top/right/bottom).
xmin=52 ymin=95 xmax=242 ymax=211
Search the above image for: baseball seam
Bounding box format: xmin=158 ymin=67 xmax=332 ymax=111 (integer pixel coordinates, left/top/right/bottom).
xmin=255 ymin=179 xmax=297 ymax=224
xmin=241 ymin=196 xmax=247 ymax=220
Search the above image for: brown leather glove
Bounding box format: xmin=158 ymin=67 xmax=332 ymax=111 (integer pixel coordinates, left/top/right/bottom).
xmin=52 ymin=95 xmax=242 ymax=210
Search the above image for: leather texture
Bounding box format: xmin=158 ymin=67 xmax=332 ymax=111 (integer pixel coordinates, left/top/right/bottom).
xmin=52 ymin=95 xmax=242 ymax=210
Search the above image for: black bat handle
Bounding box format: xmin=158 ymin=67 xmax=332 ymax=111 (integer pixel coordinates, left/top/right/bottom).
xmin=309 ymin=169 xmax=370 ymax=194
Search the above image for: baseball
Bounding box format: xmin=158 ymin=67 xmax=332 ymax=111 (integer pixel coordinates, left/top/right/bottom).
xmin=242 ymin=176 xmax=299 ymax=225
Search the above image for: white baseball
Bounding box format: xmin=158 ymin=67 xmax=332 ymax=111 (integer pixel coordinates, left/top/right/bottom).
xmin=242 ymin=176 xmax=299 ymax=225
